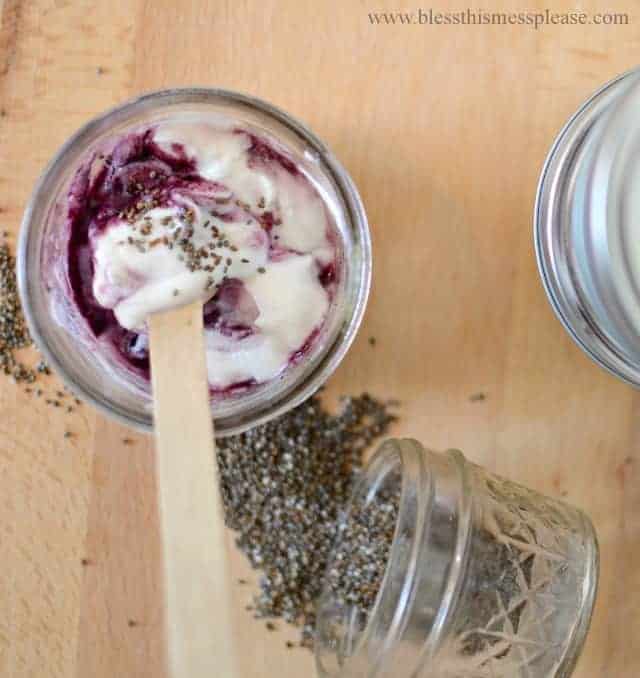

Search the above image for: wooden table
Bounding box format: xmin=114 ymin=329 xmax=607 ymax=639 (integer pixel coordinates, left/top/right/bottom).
xmin=1 ymin=1 xmax=639 ymax=676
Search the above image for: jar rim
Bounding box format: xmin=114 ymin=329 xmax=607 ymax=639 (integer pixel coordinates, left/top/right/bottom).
xmin=534 ymin=66 xmax=640 ymax=387
xmin=17 ymin=88 xmax=371 ymax=435
xmin=315 ymin=439 xmax=473 ymax=677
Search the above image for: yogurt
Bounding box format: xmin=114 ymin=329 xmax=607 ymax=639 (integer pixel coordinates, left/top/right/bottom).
xmin=63 ymin=118 xmax=339 ymax=392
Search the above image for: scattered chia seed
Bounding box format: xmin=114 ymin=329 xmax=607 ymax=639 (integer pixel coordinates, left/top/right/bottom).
xmin=325 ymin=483 xmax=400 ymax=626
xmin=0 ymin=238 xmax=37 ymax=383
xmin=36 ymin=360 xmax=51 ymax=375
xmin=217 ymin=392 xmax=397 ymax=649
xmin=257 ymin=267 xmax=266 ymax=274
xmin=63 ymin=431 xmax=72 ymax=439
xmin=266 ymin=622 xmax=277 ymax=632
xmin=469 ymin=392 xmax=486 ymax=402
xmin=368 ymin=336 xmax=376 ymax=347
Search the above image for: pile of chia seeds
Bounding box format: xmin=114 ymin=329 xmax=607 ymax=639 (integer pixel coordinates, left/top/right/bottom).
xmin=217 ymin=393 xmax=397 ymax=648
xmin=325 ymin=483 xmax=400 ymax=620
xmin=1 ymin=233 xmax=82 ymax=418
xmin=0 ymin=234 xmax=36 ymax=382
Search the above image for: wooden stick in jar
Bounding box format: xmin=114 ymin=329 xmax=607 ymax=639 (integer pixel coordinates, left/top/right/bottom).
xmin=149 ymin=300 xmax=238 ymax=678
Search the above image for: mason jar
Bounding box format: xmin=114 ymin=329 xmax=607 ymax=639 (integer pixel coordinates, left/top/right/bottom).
xmin=17 ymin=89 xmax=371 ymax=435
xmin=316 ymin=440 xmax=599 ymax=678
xmin=535 ymin=67 xmax=640 ymax=386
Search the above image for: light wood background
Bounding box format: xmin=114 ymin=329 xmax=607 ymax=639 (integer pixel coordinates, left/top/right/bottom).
xmin=1 ymin=1 xmax=639 ymax=676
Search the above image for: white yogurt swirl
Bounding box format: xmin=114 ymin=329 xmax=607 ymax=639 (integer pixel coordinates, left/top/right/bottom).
xmin=85 ymin=119 xmax=337 ymax=389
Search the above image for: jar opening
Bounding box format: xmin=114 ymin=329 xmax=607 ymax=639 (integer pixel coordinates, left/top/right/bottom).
xmin=315 ymin=439 xmax=461 ymax=677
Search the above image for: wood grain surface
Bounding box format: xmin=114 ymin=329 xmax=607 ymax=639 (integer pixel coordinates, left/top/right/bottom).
xmin=1 ymin=1 xmax=639 ymax=676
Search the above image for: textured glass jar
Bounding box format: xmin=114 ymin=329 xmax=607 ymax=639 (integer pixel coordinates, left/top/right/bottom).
xmin=316 ymin=440 xmax=599 ymax=678
xmin=17 ymin=89 xmax=370 ymax=435
xmin=535 ymin=67 xmax=640 ymax=386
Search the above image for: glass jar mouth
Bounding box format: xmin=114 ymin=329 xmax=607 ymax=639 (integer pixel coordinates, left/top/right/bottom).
xmin=17 ymin=88 xmax=371 ymax=435
xmin=315 ymin=440 xmax=473 ymax=677
xmin=534 ymin=67 xmax=640 ymax=387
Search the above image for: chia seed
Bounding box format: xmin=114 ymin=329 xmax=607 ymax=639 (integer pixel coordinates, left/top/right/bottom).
xmin=217 ymin=392 xmax=397 ymax=648
xmin=453 ymin=526 xmax=525 ymax=657
xmin=0 ymin=238 xmax=36 ymax=383
xmin=325 ymin=484 xmax=400 ymax=624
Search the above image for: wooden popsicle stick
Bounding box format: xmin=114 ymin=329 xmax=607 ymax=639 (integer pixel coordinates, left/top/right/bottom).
xmin=149 ymin=300 xmax=238 ymax=678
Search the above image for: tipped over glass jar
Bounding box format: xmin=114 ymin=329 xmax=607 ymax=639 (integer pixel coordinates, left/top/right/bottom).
xmin=316 ymin=440 xmax=599 ymax=678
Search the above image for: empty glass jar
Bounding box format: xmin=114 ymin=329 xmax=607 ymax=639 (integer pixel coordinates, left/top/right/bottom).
xmin=316 ymin=439 xmax=599 ymax=678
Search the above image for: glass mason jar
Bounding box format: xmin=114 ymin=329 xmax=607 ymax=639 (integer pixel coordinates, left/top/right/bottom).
xmin=535 ymin=67 xmax=640 ymax=386
xmin=316 ymin=440 xmax=599 ymax=678
xmin=17 ymin=89 xmax=371 ymax=435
